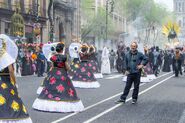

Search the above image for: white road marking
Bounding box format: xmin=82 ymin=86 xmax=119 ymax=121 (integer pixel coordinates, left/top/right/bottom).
xmin=105 ymin=75 xmax=123 ymax=79
xmin=83 ymin=75 xmax=174 ymax=123
xmin=51 ymin=72 xmax=172 ymax=123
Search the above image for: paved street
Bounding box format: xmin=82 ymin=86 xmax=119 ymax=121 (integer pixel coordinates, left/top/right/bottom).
xmin=16 ymin=72 xmax=185 ymax=123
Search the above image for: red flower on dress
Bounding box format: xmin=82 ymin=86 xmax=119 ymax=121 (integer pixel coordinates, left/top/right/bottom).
xmin=56 ymin=70 xmax=61 ymax=75
xmin=67 ymin=81 xmax=71 ymax=86
xmin=51 ymin=56 xmax=57 ymax=61
xmin=48 ymin=94 xmax=53 ymax=99
xmin=56 ymin=84 xmax=65 ymax=93
xmin=57 ymin=62 xmax=65 ymax=68
xmin=81 ymin=67 xmax=86 ymax=72
xmin=50 ymin=77 xmax=56 ymax=85
xmin=88 ymin=63 xmax=92 ymax=67
xmin=55 ymin=97 xmax=60 ymax=101
xmin=61 ymin=76 xmax=66 ymax=81
xmin=68 ymin=88 xmax=74 ymax=97
xmin=87 ymin=72 xmax=91 ymax=77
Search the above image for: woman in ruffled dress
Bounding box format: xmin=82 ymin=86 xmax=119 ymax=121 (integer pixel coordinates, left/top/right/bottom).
xmin=143 ymin=47 xmax=156 ymax=81
xmin=32 ymin=42 xmax=84 ymax=113
xmin=68 ymin=42 xmax=81 ymax=78
xmin=101 ymin=46 xmax=111 ymax=74
xmin=72 ymin=44 xmax=100 ymax=88
xmin=88 ymin=45 xmax=103 ymax=79
xmin=0 ymin=34 xmax=32 ymax=123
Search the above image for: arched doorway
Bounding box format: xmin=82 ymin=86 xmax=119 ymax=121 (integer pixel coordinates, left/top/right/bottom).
xmin=59 ymin=22 xmax=65 ymax=42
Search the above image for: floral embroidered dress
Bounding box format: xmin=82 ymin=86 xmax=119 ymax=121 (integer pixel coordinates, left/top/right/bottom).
xmin=0 ymin=67 xmax=32 ymax=123
xmin=68 ymin=58 xmax=80 ymax=78
xmin=72 ymin=53 xmax=100 ymax=88
xmin=88 ymin=53 xmax=103 ymax=79
xmin=32 ymin=54 xmax=84 ymax=113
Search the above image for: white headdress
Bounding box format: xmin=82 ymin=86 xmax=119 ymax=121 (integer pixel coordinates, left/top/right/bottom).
xmin=0 ymin=34 xmax=18 ymax=71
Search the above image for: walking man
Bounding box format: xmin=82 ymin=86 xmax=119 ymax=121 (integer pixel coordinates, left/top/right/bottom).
xmin=116 ymin=42 xmax=148 ymax=104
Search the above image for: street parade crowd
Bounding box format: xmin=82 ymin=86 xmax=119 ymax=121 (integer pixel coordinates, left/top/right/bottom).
xmin=0 ymin=33 xmax=185 ymax=122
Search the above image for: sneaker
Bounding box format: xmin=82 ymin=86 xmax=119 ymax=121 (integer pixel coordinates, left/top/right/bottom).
xmin=132 ymin=99 xmax=137 ymax=104
xmin=115 ymin=99 xmax=125 ymax=104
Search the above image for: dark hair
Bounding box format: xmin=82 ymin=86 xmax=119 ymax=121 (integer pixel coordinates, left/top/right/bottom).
xmin=56 ymin=43 xmax=64 ymax=53
xmin=81 ymin=47 xmax=88 ymax=53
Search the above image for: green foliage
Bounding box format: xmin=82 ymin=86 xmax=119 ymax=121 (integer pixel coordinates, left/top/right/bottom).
xmin=81 ymin=0 xmax=116 ymax=41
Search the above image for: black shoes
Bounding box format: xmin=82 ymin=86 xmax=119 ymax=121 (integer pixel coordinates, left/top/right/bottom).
xmin=115 ymin=99 xmax=126 ymax=104
xmin=132 ymin=99 xmax=137 ymax=104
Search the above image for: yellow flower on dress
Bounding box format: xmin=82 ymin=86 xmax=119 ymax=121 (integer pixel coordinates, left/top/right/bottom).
xmin=74 ymin=64 xmax=79 ymax=68
xmin=10 ymin=77 xmax=15 ymax=86
xmin=1 ymin=83 xmax=7 ymax=89
xmin=22 ymin=105 xmax=27 ymax=113
xmin=0 ymin=95 xmax=6 ymax=105
xmin=11 ymin=100 xmax=20 ymax=111
xmin=10 ymin=89 xmax=15 ymax=95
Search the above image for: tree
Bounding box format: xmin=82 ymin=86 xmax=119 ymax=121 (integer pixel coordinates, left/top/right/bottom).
xmin=81 ymin=0 xmax=115 ymax=41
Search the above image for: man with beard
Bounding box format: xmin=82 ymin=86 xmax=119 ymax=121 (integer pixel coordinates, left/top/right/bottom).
xmin=116 ymin=42 xmax=148 ymax=104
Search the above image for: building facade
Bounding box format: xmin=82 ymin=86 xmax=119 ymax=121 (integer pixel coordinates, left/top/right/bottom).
xmin=174 ymin=0 xmax=185 ymax=41
xmin=0 ymin=0 xmax=48 ymax=43
xmin=81 ymin=0 xmax=126 ymax=50
xmin=51 ymin=0 xmax=81 ymax=45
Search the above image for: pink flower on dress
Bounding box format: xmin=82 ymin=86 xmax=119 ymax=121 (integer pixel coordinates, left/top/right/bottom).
xmin=45 ymin=89 xmax=49 ymax=95
xmin=81 ymin=67 xmax=86 ymax=72
xmin=56 ymin=84 xmax=65 ymax=93
xmin=68 ymin=88 xmax=74 ymax=97
xmin=83 ymin=78 xmax=87 ymax=81
xmin=50 ymin=77 xmax=56 ymax=85
xmin=84 ymin=63 xmax=87 ymax=66
xmin=61 ymin=76 xmax=66 ymax=81
xmin=48 ymin=94 xmax=53 ymax=99
xmin=87 ymin=72 xmax=91 ymax=77
xmin=93 ymin=66 xmax=96 ymax=70
xmin=51 ymin=56 xmax=57 ymax=61
xmin=56 ymin=70 xmax=61 ymax=75
xmin=55 ymin=97 xmax=61 ymax=101
xmin=88 ymin=63 xmax=92 ymax=67
xmin=79 ymin=75 xmax=82 ymax=78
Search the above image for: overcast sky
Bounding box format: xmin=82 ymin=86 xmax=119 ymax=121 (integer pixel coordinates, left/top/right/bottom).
xmin=154 ymin=0 xmax=173 ymax=11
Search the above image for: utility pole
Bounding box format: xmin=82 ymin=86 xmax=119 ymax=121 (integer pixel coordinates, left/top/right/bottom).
xmin=105 ymin=0 xmax=114 ymax=41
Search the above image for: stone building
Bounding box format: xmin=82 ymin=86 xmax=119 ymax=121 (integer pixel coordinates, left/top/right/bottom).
xmin=0 ymin=0 xmax=48 ymax=43
xmin=174 ymin=0 xmax=185 ymax=41
xmin=52 ymin=0 xmax=81 ymax=45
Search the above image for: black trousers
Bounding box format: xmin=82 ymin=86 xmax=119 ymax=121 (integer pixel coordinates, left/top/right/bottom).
xmin=37 ymin=61 xmax=45 ymax=76
xmin=121 ymin=72 xmax=141 ymax=100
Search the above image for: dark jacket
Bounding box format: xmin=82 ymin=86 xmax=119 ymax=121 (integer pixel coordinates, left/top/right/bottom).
xmin=124 ymin=50 xmax=148 ymax=74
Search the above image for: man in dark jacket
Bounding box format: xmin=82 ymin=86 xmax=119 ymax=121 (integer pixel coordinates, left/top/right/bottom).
xmin=116 ymin=42 xmax=148 ymax=104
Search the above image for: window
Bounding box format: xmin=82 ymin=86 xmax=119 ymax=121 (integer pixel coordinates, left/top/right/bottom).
xmin=179 ymin=2 xmax=182 ymax=12
xmin=183 ymin=17 xmax=185 ymax=27
xmin=182 ymin=2 xmax=185 ymax=12
xmin=179 ymin=20 xmax=182 ymax=27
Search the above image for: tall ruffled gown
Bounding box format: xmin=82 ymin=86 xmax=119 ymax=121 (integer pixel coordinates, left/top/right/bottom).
xmin=162 ymin=53 xmax=171 ymax=72
xmin=88 ymin=53 xmax=103 ymax=79
xmin=32 ymin=54 xmax=84 ymax=113
xmin=101 ymin=47 xmax=111 ymax=74
xmin=72 ymin=53 xmax=100 ymax=88
xmin=0 ymin=67 xmax=32 ymax=123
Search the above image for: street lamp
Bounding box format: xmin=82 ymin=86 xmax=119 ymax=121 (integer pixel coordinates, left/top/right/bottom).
xmin=105 ymin=0 xmax=114 ymax=41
